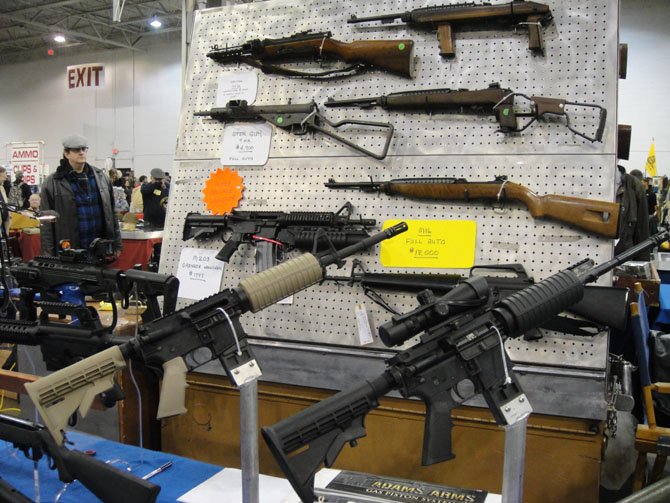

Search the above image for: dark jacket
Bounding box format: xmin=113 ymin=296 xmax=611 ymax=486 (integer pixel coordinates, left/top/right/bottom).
xmin=615 ymin=173 xmax=650 ymax=261
xmin=12 ymin=179 xmax=32 ymax=209
xmin=141 ymin=181 xmax=168 ymax=228
xmin=40 ymin=159 xmax=122 ymax=255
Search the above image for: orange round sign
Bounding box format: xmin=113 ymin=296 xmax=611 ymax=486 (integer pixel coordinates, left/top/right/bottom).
xmin=202 ymin=167 xmax=245 ymax=215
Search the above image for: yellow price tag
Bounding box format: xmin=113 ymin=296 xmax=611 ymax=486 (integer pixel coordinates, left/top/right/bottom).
xmin=380 ymin=220 xmax=476 ymax=268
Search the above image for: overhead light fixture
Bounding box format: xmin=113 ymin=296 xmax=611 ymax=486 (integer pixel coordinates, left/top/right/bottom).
xmin=53 ymin=34 xmax=66 ymax=43
xmin=149 ymin=16 xmax=162 ymax=28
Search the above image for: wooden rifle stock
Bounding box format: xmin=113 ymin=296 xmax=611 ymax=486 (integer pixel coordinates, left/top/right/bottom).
xmin=261 ymin=38 xmax=414 ymax=77
xmin=382 ymin=179 xmax=620 ymax=238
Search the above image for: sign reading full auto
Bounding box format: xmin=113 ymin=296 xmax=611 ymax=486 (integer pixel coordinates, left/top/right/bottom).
xmin=10 ymin=143 xmax=42 ymax=185
xmin=67 ymin=63 xmax=105 ymax=89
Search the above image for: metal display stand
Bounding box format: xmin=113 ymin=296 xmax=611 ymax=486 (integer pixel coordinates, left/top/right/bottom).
xmin=164 ymin=0 xmax=619 ymax=498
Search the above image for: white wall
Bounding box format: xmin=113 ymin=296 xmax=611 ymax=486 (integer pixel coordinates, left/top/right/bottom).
xmin=0 ymin=2 xmax=665 ymax=179
xmin=619 ymin=0 xmax=670 ymax=177
xmin=0 ymin=40 xmax=182 ymax=180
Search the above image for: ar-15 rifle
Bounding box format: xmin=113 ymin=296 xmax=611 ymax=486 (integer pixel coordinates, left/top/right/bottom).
xmin=207 ymin=30 xmax=414 ymax=78
xmin=262 ymin=229 xmax=670 ymax=503
xmin=348 ymin=0 xmax=553 ymax=58
xmin=325 ymin=176 xmax=621 ymax=238
xmin=194 ymin=100 xmax=394 ymax=159
xmin=23 ymin=224 xmax=408 ymax=446
xmin=11 ymin=255 xmax=179 ymax=324
xmin=325 ymin=83 xmax=607 ymax=142
xmin=0 ymin=414 xmax=159 ymax=503
xmin=326 ymin=259 xmax=629 ymax=333
xmin=182 ymin=202 xmax=376 ymax=268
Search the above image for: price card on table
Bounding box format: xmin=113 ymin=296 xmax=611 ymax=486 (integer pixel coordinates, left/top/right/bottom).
xmin=220 ymin=123 xmax=273 ymax=165
xmin=216 ymin=71 xmax=258 ymax=106
xmin=176 ymin=248 xmax=225 ymax=300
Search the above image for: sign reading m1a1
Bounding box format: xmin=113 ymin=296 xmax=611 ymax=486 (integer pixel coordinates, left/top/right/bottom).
xmin=10 ymin=142 xmax=43 ymax=185
xmin=67 ymin=63 xmax=105 ymax=89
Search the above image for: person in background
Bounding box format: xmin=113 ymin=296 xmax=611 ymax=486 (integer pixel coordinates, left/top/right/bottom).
xmin=2 ymin=170 xmax=10 ymax=202
xmin=141 ymin=168 xmax=169 ymax=229
xmin=40 ymin=135 xmax=122 ymax=257
xmin=0 ymin=167 xmax=11 ymax=234
xmin=130 ymin=175 xmax=146 ymax=213
xmin=616 ymin=166 xmax=650 ymax=260
xmin=27 ymin=194 xmax=40 ymax=214
xmin=8 ymin=172 xmax=32 ymax=209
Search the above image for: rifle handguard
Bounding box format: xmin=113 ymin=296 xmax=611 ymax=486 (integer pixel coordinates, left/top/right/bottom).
xmin=238 ymin=253 xmax=323 ymax=312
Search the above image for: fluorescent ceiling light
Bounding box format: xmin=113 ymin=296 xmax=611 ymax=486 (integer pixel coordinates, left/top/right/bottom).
xmin=53 ymin=34 xmax=66 ymax=43
xmin=149 ymin=16 xmax=162 ymax=28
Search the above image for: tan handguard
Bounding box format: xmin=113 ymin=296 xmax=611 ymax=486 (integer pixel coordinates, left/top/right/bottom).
xmin=24 ymin=346 xmax=127 ymax=445
xmin=156 ymin=357 xmax=189 ymax=419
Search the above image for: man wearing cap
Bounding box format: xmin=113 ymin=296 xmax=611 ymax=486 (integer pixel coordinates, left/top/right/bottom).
xmin=40 ymin=134 xmax=122 ymax=256
xmin=141 ymin=168 xmax=169 ymax=229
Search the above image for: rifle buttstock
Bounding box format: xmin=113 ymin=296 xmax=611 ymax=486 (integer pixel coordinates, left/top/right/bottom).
xmin=330 ymin=39 xmax=414 ymax=77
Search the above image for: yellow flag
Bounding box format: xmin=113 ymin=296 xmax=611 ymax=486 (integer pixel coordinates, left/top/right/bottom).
xmin=645 ymin=141 xmax=656 ymax=177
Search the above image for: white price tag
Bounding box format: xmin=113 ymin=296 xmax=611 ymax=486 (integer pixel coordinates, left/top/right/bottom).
xmin=354 ymin=304 xmax=374 ymax=346
xmin=220 ymin=123 xmax=273 ymax=166
xmin=216 ymin=71 xmax=258 ymax=106
xmin=176 ymin=248 xmax=225 ymax=300
xmin=278 ymin=295 xmax=294 ymax=305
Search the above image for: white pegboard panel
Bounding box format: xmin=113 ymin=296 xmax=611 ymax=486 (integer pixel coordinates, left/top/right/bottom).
xmin=176 ymin=0 xmax=617 ymax=160
xmin=161 ymin=0 xmax=620 ymax=374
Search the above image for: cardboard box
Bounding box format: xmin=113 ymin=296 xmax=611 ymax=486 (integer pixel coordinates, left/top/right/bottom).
xmin=614 ymin=262 xmax=661 ymax=306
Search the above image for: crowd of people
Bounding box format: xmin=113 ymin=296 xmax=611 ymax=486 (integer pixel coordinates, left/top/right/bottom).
xmin=0 ymin=134 xmax=171 ymax=259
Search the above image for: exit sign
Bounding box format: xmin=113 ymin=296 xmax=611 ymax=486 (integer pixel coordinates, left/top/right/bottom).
xmin=67 ymin=63 xmax=105 ymax=89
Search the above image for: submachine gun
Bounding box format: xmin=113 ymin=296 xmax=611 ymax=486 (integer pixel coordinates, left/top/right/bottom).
xmin=23 ymin=224 xmax=408 ymax=446
xmin=262 ymin=229 xmax=670 ymax=503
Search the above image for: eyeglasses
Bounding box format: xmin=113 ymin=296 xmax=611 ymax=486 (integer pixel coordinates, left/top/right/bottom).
xmin=67 ymin=147 xmax=88 ymax=153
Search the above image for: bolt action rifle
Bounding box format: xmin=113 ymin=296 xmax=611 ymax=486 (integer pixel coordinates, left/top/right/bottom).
xmin=262 ymin=229 xmax=670 ymax=503
xmin=194 ymin=100 xmax=394 ymax=159
xmin=325 ymin=175 xmax=621 ymax=238
xmin=325 ymin=83 xmax=607 ymax=142
xmin=23 ymin=224 xmax=408 ymax=446
xmin=207 ymin=30 xmax=414 ymax=78
xmin=0 ymin=414 xmax=159 ymax=503
xmin=182 ymin=202 xmax=376 ymax=268
xmin=348 ymin=0 xmax=553 ymax=57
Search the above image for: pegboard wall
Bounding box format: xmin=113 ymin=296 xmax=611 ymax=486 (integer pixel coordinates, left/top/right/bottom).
xmin=161 ymin=0 xmax=619 ymax=375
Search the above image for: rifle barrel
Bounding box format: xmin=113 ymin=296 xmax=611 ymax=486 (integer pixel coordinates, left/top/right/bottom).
xmin=348 ymin=13 xmax=403 ymax=24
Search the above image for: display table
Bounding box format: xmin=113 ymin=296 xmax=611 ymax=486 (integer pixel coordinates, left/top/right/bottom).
xmin=0 ymin=430 xmax=222 ymax=502
xmin=110 ymin=230 xmax=163 ymax=270
xmin=16 ymin=230 xmax=41 ymax=262
xmin=12 ymin=230 xmax=163 ymax=270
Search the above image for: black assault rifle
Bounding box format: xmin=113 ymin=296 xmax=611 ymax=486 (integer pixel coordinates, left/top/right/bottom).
xmin=23 ymin=224 xmax=408 ymax=446
xmin=262 ymin=229 xmax=670 ymax=503
xmin=325 ymin=259 xmax=629 ymax=333
xmin=182 ymin=202 xmax=376 ymax=269
xmin=0 ymin=414 xmax=159 ymax=503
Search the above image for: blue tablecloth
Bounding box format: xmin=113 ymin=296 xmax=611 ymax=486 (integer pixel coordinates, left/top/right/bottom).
xmin=0 ymin=430 xmax=223 ymax=502
xmin=653 ymin=284 xmax=670 ymax=328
